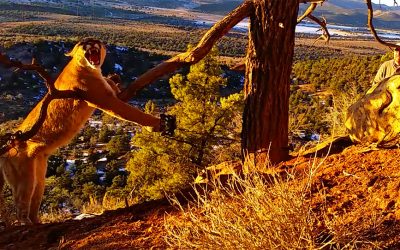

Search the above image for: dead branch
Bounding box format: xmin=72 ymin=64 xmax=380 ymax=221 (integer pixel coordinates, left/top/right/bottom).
xmin=297 ymin=3 xmax=317 ymax=24
xmin=308 ymin=15 xmax=330 ymax=43
xmin=0 ymin=53 xmax=84 ymax=156
xmin=298 ymin=0 xmax=325 ymax=3
xmin=117 ymin=0 xmax=253 ymax=102
xmin=230 ymin=63 xmax=246 ymax=71
xmin=366 ymin=0 xmax=400 ymax=49
xmin=0 ymin=53 xmax=54 ymax=91
xmin=297 ymin=2 xmax=330 ymax=43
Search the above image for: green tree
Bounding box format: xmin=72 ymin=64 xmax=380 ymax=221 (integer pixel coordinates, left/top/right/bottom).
xmin=169 ymin=46 xmax=243 ymax=165
xmin=104 ymin=160 xmax=123 ymax=187
xmin=98 ymin=125 xmax=113 ymax=143
xmin=42 ymin=176 xmax=71 ymax=210
xmin=126 ymin=46 xmax=243 ymax=201
xmin=106 ymin=134 xmax=131 ymax=158
xmin=46 ymin=152 xmax=65 ymax=177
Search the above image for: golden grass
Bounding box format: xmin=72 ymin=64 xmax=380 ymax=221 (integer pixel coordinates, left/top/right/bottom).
xmin=164 ymin=159 xmax=387 ymax=249
xmin=164 ymin=172 xmax=317 ymax=249
xmin=81 ymin=194 xmax=128 ymax=216
xmin=325 ymin=84 xmax=363 ymax=137
xmin=40 ymin=209 xmax=73 ymax=224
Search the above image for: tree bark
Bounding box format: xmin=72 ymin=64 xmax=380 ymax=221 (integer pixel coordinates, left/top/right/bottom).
xmin=242 ymin=0 xmax=299 ymax=165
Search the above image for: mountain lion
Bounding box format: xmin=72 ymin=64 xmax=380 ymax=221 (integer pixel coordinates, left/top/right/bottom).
xmin=0 ymin=38 xmax=175 ymax=225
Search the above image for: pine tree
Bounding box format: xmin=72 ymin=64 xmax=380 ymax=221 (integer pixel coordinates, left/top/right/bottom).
xmin=126 ymin=46 xmax=243 ymax=201
xmin=168 ymin=46 xmax=243 ymax=165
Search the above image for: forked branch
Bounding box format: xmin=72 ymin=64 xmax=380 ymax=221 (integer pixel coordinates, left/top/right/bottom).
xmin=0 ymin=54 xmax=84 ymax=156
xmin=297 ymin=3 xmax=317 ymax=23
xmin=366 ymin=0 xmax=400 ymax=49
xmin=0 ymin=53 xmax=54 ymax=91
xmin=297 ymin=3 xmax=330 ymax=42
xmin=308 ymin=15 xmax=330 ymax=42
xmin=118 ymin=0 xmax=253 ymax=102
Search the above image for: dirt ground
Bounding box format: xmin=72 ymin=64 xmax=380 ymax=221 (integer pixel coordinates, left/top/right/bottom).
xmin=2 ymin=144 xmax=400 ymax=249
xmin=0 ymin=199 xmax=174 ymax=249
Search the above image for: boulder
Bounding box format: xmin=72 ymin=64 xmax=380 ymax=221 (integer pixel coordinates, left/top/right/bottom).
xmin=346 ymin=75 xmax=400 ymax=147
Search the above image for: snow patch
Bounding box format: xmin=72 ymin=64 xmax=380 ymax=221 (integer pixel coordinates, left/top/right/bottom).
xmin=114 ymin=63 xmax=123 ymax=72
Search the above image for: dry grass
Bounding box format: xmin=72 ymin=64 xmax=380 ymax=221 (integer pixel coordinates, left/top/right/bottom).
xmin=164 ymin=170 xmax=317 ymax=249
xmin=102 ymin=193 xmax=129 ymax=211
xmin=164 ymin=159 xmax=387 ymax=249
xmin=324 ymin=85 xmax=363 ymax=137
xmin=40 ymin=209 xmax=73 ymax=224
xmin=81 ymin=194 xmax=129 ymax=215
xmin=81 ymin=196 xmax=105 ymax=215
xmin=323 ymin=210 xmax=386 ymax=249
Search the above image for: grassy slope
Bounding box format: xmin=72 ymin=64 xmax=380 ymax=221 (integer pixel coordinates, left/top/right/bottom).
xmin=2 ymin=144 xmax=400 ymax=248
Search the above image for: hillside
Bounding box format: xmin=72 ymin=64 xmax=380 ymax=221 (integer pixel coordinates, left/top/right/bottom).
xmin=2 ymin=144 xmax=400 ymax=249
xmin=5 ymin=0 xmax=400 ymax=28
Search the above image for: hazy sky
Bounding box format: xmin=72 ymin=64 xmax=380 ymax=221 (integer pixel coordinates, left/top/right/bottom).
xmin=372 ymin=0 xmax=397 ymax=6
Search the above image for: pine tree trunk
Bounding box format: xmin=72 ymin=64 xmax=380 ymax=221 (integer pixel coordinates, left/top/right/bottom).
xmin=242 ymin=0 xmax=299 ymax=166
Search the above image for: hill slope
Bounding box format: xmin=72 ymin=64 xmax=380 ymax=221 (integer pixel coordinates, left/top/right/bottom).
xmin=7 ymin=0 xmax=400 ymax=28
xmin=2 ymin=144 xmax=400 ymax=249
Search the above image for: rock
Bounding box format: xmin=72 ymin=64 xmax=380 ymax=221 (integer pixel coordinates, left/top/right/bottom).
xmin=346 ymin=75 xmax=400 ymax=147
xmin=195 ymin=161 xmax=242 ymax=184
xmin=73 ymin=213 xmax=97 ymax=220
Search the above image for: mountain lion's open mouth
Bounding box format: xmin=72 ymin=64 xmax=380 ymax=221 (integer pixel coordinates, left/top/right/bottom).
xmin=84 ymin=45 xmax=101 ymax=66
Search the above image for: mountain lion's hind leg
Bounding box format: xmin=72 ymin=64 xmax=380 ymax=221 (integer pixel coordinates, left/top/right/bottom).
xmin=0 ymin=169 xmax=5 ymax=223
xmin=29 ymin=154 xmax=48 ymax=224
xmin=4 ymin=155 xmax=36 ymax=225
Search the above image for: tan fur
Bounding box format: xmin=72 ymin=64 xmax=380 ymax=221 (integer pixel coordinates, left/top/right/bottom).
xmin=0 ymin=39 xmax=160 ymax=225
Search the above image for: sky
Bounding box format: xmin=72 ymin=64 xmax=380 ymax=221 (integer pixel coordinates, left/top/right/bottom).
xmin=371 ymin=0 xmax=397 ymax=6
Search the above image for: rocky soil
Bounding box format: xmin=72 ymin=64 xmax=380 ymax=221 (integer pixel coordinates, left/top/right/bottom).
xmin=2 ymin=144 xmax=400 ymax=249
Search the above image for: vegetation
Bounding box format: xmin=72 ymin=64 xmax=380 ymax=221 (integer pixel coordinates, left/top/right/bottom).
xmin=165 ymin=172 xmax=317 ymax=249
xmin=289 ymin=52 xmax=392 ymax=140
xmin=126 ymin=47 xmax=243 ymax=201
xmin=8 ymin=22 xmax=248 ymax=57
xmin=164 ymin=161 xmax=388 ymax=249
xmin=292 ymin=54 xmax=387 ymax=93
xmin=0 ymin=37 xmax=391 ymax=220
xmin=0 ymin=0 xmax=395 ymax=230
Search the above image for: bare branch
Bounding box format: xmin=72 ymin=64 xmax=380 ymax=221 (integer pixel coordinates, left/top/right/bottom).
xmin=297 ymin=2 xmax=330 ymax=43
xmin=0 ymin=53 xmax=54 ymax=91
xmin=297 ymin=3 xmax=317 ymax=23
xmin=0 ymin=53 xmax=84 ymax=156
xmin=308 ymin=15 xmax=330 ymax=43
xmin=298 ymin=0 xmax=325 ymax=3
xmin=365 ymin=0 xmax=400 ymax=49
xmin=230 ymin=62 xmax=246 ymax=71
xmin=117 ymin=0 xmax=253 ymax=102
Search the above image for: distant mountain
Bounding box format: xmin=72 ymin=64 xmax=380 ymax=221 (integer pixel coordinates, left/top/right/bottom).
xmin=5 ymin=0 xmax=400 ymax=29
xmin=192 ymin=0 xmax=400 ymax=29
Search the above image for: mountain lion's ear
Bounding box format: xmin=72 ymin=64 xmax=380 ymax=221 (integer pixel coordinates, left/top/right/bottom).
xmin=65 ymin=42 xmax=81 ymax=57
